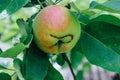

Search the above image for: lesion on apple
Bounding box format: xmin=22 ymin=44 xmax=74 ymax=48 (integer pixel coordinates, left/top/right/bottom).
xmin=50 ymin=34 xmax=73 ymax=47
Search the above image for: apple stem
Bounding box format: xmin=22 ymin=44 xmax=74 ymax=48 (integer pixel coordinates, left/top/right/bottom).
xmin=62 ymin=53 xmax=76 ymax=80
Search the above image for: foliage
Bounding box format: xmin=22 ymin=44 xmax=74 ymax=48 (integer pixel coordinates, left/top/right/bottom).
xmin=0 ymin=0 xmax=120 ymax=80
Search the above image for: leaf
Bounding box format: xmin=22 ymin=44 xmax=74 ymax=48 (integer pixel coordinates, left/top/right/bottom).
xmin=70 ymin=51 xmax=83 ymax=69
xmin=0 ymin=26 xmax=5 ymax=34
xmin=0 ymin=48 xmax=2 ymax=54
xmin=81 ymin=9 xmax=97 ymax=17
xmin=0 ymin=0 xmax=29 ymax=19
xmin=11 ymin=73 xmax=18 ymax=80
xmin=76 ymin=70 xmax=83 ymax=80
xmin=23 ymin=42 xmax=49 ymax=80
xmin=0 ymin=0 xmax=11 ymax=12
xmin=44 ymin=63 xmax=64 ymax=80
xmin=89 ymin=15 xmax=120 ymax=27
xmin=14 ymin=59 xmax=25 ymax=80
xmin=80 ymin=32 xmax=120 ymax=73
xmin=81 ymin=15 xmax=120 ymax=73
xmin=0 ymin=72 xmax=11 ymax=80
xmin=82 ymin=62 xmax=91 ymax=72
xmin=72 ymin=12 xmax=90 ymax=26
xmin=23 ymin=34 xmax=33 ymax=48
xmin=56 ymin=54 xmax=65 ymax=66
xmin=26 ymin=21 xmax=33 ymax=34
xmin=1 ymin=29 xmax=19 ymax=42
xmin=85 ymin=15 xmax=120 ymax=55
xmin=77 ymin=13 xmax=90 ymax=25
xmin=0 ymin=65 xmax=7 ymax=70
xmin=71 ymin=39 xmax=84 ymax=69
xmin=70 ymin=2 xmax=80 ymax=12
xmin=0 ymin=43 xmax=26 ymax=58
xmin=90 ymin=0 xmax=120 ymax=13
xmin=24 ymin=0 xmax=46 ymax=7
xmin=16 ymin=19 xmax=28 ymax=42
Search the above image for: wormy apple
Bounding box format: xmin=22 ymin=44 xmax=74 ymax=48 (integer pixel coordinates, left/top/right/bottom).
xmin=32 ymin=5 xmax=81 ymax=54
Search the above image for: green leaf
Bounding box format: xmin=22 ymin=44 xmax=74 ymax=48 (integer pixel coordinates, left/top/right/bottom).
xmin=75 ymin=12 xmax=90 ymax=25
xmin=23 ymin=42 xmax=49 ymax=80
xmin=24 ymin=0 xmax=45 ymax=7
xmin=0 ymin=0 xmax=29 ymax=18
xmin=89 ymin=15 xmax=120 ymax=27
xmin=82 ymin=62 xmax=91 ymax=72
xmin=56 ymin=54 xmax=65 ymax=66
xmin=81 ymin=15 xmax=120 ymax=73
xmin=81 ymin=9 xmax=97 ymax=17
xmin=80 ymin=32 xmax=120 ymax=73
xmin=0 ymin=43 xmax=26 ymax=58
xmin=0 ymin=26 xmax=5 ymax=34
xmin=0 ymin=62 xmax=15 ymax=71
xmin=71 ymin=39 xmax=84 ymax=69
xmin=76 ymin=70 xmax=83 ymax=80
xmin=0 ymin=0 xmax=11 ymax=12
xmin=0 ymin=72 xmax=11 ymax=80
xmin=23 ymin=34 xmax=33 ymax=48
xmin=70 ymin=51 xmax=83 ymax=69
xmin=16 ymin=19 xmax=28 ymax=42
xmin=26 ymin=21 xmax=33 ymax=34
xmin=1 ymin=29 xmax=19 ymax=42
xmin=14 ymin=59 xmax=25 ymax=80
xmin=11 ymin=73 xmax=18 ymax=80
xmin=44 ymin=63 xmax=64 ymax=80
xmin=0 ymin=65 xmax=7 ymax=70
xmin=90 ymin=0 xmax=120 ymax=13
xmin=86 ymin=15 xmax=120 ymax=55
xmin=0 ymin=48 xmax=2 ymax=54
xmin=70 ymin=2 xmax=80 ymax=12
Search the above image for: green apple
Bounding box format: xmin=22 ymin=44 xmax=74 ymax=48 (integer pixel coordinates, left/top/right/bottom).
xmin=32 ymin=5 xmax=81 ymax=54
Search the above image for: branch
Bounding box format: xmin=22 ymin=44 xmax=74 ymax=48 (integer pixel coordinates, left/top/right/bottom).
xmin=62 ymin=53 xmax=76 ymax=80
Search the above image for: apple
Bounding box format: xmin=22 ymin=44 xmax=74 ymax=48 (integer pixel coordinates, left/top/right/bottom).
xmin=32 ymin=5 xmax=81 ymax=54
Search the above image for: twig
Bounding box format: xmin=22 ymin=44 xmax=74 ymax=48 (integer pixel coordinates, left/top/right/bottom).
xmin=37 ymin=0 xmax=44 ymax=9
xmin=62 ymin=53 xmax=76 ymax=80
xmin=55 ymin=0 xmax=62 ymax=4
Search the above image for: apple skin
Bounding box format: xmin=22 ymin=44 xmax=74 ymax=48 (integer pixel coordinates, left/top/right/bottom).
xmin=33 ymin=5 xmax=81 ymax=54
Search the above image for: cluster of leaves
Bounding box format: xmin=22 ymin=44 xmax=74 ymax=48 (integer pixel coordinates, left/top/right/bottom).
xmin=0 ymin=0 xmax=120 ymax=80
xmin=0 ymin=0 xmax=29 ymax=42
